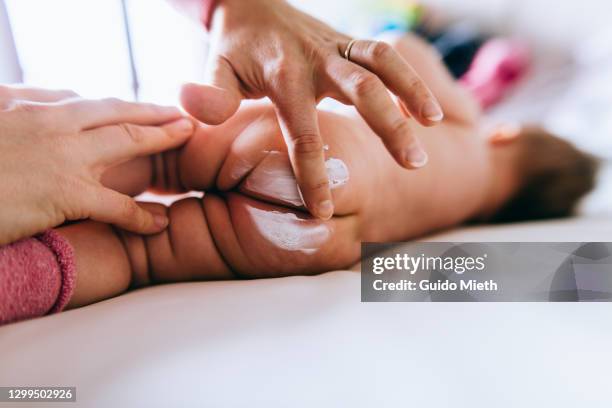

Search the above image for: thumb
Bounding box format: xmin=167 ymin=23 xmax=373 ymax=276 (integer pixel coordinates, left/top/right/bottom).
xmin=181 ymin=57 xmax=242 ymax=125
xmin=88 ymin=188 xmax=168 ymax=235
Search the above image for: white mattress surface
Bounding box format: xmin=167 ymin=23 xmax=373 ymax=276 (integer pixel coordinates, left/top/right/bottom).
xmin=1 ymin=217 xmax=612 ymax=408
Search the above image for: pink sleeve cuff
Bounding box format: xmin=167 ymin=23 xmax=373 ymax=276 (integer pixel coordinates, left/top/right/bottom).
xmin=0 ymin=230 xmax=76 ymax=325
xmin=36 ymin=230 xmax=77 ymax=314
xmin=201 ymin=0 xmax=219 ymax=30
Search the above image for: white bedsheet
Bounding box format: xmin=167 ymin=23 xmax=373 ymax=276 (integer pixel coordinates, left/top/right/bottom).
xmin=1 ymin=217 xmax=612 ymax=408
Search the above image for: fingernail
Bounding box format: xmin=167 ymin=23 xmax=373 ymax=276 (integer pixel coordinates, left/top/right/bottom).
xmin=422 ymin=101 xmax=444 ymax=122
xmin=176 ymin=118 xmax=194 ymax=135
xmin=404 ymin=145 xmax=428 ymax=168
xmin=317 ymin=200 xmax=334 ymax=220
xmin=154 ymin=214 xmax=169 ymax=229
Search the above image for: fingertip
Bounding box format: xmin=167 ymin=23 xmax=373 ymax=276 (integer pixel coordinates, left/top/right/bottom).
xmin=124 ymin=202 xmax=169 ymax=235
xmin=166 ymin=117 xmax=195 ymax=138
xmin=315 ymin=199 xmax=334 ymax=220
xmin=131 ymin=211 xmax=168 ymax=235
xmin=420 ymin=100 xmax=444 ymax=125
xmin=153 ymin=214 xmax=169 ymax=230
xmin=180 ymin=82 xmax=240 ymax=125
xmin=302 ymin=186 xmax=335 ymax=220
xmin=400 ymin=144 xmax=428 ymax=169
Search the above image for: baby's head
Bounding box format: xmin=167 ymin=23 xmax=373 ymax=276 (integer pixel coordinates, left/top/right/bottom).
xmin=486 ymin=125 xmax=599 ymax=222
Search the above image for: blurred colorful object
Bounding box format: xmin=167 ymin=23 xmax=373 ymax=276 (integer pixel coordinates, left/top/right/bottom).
xmin=369 ymin=0 xmax=425 ymax=33
xmin=460 ymin=39 xmax=531 ymax=109
xmin=367 ymin=1 xmax=532 ymax=109
xmin=419 ymin=22 xmax=486 ymax=79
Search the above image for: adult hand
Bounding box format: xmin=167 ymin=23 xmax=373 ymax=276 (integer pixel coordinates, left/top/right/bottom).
xmin=175 ymin=0 xmax=443 ymax=219
xmin=0 ymin=85 xmax=194 ymax=246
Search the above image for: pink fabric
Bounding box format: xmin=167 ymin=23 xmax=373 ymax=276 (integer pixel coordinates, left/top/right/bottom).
xmin=201 ymin=0 xmax=218 ymax=30
xmin=37 ymin=230 xmax=77 ymax=313
xmin=0 ymin=230 xmax=76 ymax=325
xmin=460 ymin=39 xmax=531 ymax=109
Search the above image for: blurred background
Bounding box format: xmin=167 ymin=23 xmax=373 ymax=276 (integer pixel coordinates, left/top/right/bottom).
xmin=1 ymin=0 xmax=611 ymax=212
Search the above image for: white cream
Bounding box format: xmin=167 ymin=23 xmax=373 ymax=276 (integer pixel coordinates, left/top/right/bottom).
xmin=243 ymin=152 xmax=350 ymax=207
xmin=243 ymin=152 xmax=303 ymax=206
xmin=247 ymin=206 xmax=331 ymax=254
xmin=325 ymin=158 xmax=350 ymax=188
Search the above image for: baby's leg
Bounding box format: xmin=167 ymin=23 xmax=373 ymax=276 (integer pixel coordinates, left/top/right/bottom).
xmin=57 ymin=222 xmax=133 ymax=309
xmin=57 ymin=194 xmax=359 ymax=309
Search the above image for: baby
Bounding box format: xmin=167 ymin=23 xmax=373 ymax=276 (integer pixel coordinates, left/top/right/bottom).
xmin=0 ymin=34 xmax=598 ymax=321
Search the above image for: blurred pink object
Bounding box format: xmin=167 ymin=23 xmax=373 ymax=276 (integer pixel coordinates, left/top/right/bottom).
xmin=460 ymin=38 xmax=531 ymax=109
xmin=202 ymin=0 xmax=218 ymax=30
xmin=0 ymin=230 xmax=76 ymax=325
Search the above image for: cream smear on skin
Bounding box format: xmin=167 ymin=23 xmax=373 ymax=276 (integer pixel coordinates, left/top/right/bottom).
xmin=247 ymin=206 xmax=331 ymax=254
xmin=243 ymin=152 xmax=350 ymax=207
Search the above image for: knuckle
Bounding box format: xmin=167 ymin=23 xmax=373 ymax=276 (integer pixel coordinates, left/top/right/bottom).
xmin=406 ymin=75 xmax=425 ymax=91
xmin=292 ymin=133 xmax=324 ymax=157
xmin=310 ymin=42 xmax=333 ymax=60
xmin=11 ymin=102 xmax=59 ymax=128
xmin=389 ymin=118 xmax=412 ymax=139
xmin=267 ymin=59 xmax=289 ymax=79
xmin=350 ymin=71 xmax=380 ymax=98
xmin=307 ymin=178 xmax=331 ymax=192
xmin=13 ymin=101 xmax=50 ymax=115
xmin=368 ymin=41 xmax=393 ymax=60
xmin=266 ymin=58 xmax=303 ymax=87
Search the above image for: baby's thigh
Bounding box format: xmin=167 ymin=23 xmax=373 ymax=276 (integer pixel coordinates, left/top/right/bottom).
xmin=209 ymin=108 xmax=380 ymax=217
xmin=203 ymin=193 xmax=361 ymax=278
xmin=128 ymin=195 xmax=359 ymax=281
xmin=178 ymin=103 xmax=276 ymax=191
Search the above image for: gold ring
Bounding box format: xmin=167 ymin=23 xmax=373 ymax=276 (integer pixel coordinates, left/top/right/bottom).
xmin=343 ymin=39 xmax=358 ymax=61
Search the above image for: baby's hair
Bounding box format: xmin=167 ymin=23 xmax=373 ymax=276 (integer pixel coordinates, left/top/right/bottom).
xmin=492 ymin=126 xmax=599 ymax=222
